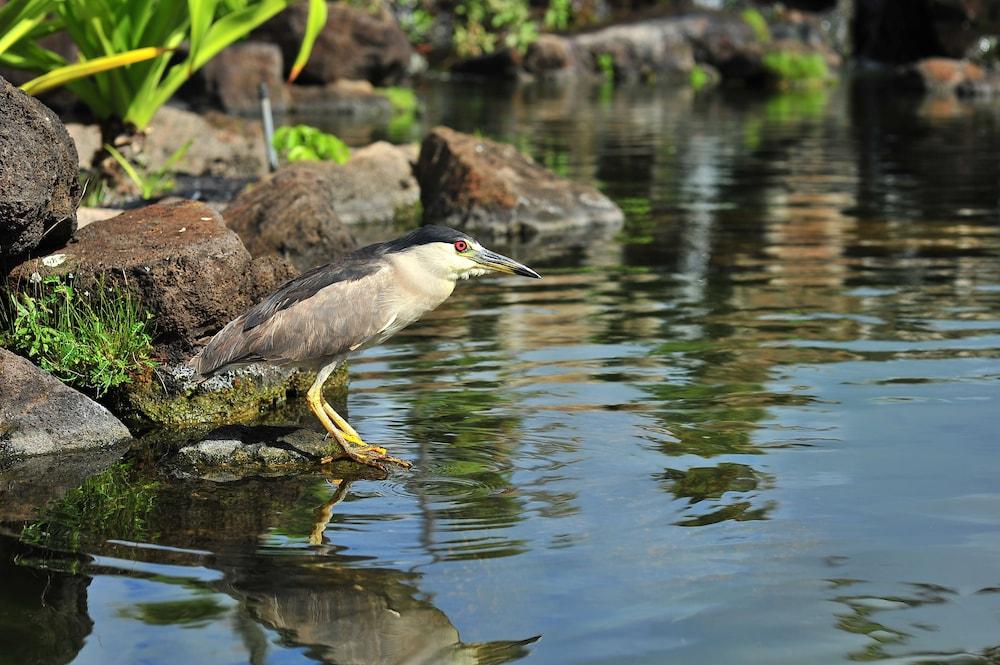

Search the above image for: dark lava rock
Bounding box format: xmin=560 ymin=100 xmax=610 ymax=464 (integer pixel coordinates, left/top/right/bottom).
xmin=8 ymin=200 xmax=296 ymax=361
xmin=202 ymin=41 xmax=290 ymax=114
xmin=257 ymin=2 xmax=414 ymax=85
xmin=0 ymin=348 xmax=132 ymax=459
xmin=225 ymin=143 xmax=419 ymax=271
xmin=0 ymin=76 xmax=80 ymax=268
xmin=416 ymin=126 xmax=623 ymax=241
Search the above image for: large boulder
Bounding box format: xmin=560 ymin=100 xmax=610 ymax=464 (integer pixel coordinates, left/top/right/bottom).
xmin=0 ymin=349 xmax=132 ymax=458
xmin=8 ymin=200 xmax=295 ymax=361
xmin=416 ymin=127 xmax=623 ymax=241
xmin=224 ymin=142 xmax=420 ymax=271
xmin=257 ymin=2 xmax=414 ymax=85
xmin=0 ymin=76 xmax=80 ymax=267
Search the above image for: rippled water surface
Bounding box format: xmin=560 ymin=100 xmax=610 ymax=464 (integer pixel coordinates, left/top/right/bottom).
xmin=4 ymin=80 xmax=1000 ymax=664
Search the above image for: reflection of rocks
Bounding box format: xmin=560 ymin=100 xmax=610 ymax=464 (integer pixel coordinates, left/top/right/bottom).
xmin=0 ymin=442 xmax=128 ymax=522
xmin=417 ymin=126 xmax=623 ymax=241
xmin=0 ymin=75 xmax=80 ymax=266
xmin=899 ymin=57 xmax=1000 ymax=97
xmin=0 ymin=536 xmax=93 ymax=665
xmin=658 ymin=463 xmax=775 ymax=526
xmin=0 ymin=349 xmax=132 ymax=459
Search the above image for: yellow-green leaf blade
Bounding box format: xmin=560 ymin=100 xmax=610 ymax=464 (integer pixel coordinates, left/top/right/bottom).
xmin=20 ymin=46 xmax=169 ymax=96
xmin=288 ymin=0 xmax=326 ymax=83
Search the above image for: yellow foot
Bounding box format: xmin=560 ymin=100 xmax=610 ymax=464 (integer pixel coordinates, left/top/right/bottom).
xmin=321 ymin=445 xmax=412 ymax=470
xmin=322 ymin=402 xmax=365 ymax=445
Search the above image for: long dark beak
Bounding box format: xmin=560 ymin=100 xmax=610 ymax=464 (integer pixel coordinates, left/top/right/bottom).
xmin=473 ymin=247 xmax=541 ymax=278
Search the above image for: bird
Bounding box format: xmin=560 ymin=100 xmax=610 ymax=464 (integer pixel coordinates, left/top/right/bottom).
xmin=189 ymin=225 xmax=540 ymax=470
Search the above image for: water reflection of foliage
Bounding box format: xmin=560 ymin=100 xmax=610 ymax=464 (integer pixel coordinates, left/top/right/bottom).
xmin=118 ymin=597 xmax=227 ymax=627
xmin=20 ymin=462 xmax=158 ymax=552
xmin=657 ymin=463 xmax=775 ymax=526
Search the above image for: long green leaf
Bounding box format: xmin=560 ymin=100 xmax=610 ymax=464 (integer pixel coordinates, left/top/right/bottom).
xmin=187 ymin=0 xmax=219 ymax=74
xmin=288 ymin=0 xmax=326 ymax=82
xmin=20 ymin=46 xmax=169 ymax=96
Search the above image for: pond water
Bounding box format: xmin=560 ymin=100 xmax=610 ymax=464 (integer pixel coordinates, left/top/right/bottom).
xmin=3 ymin=78 xmax=1000 ymax=664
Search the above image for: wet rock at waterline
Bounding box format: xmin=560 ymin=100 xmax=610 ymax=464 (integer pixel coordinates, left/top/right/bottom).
xmin=169 ymin=424 xmax=384 ymax=482
xmin=8 ymin=200 xmax=296 ymax=361
xmin=225 ymin=143 xmax=420 ymax=270
xmin=0 ymin=349 xmax=132 ymax=458
xmin=256 ymin=2 xmax=414 ymax=86
xmin=416 ymin=126 xmax=624 ymax=241
xmin=0 ymin=76 xmax=80 ymax=266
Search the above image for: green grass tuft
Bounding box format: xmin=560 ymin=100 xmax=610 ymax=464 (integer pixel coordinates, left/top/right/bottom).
xmin=742 ymin=8 xmax=771 ymax=43
xmin=1 ymin=275 xmax=156 ymax=397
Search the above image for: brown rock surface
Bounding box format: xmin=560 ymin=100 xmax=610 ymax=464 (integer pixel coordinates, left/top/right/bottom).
xmin=225 ymin=143 xmax=420 ymax=270
xmin=257 ymin=2 xmax=413 ymax=85
xmin=416 ymin=127 xmax=623 ymax=241
xmin=202 ymin=41 xmax=290 ymax=114
xmin=8 ymin=200 xmax=294 ymax=360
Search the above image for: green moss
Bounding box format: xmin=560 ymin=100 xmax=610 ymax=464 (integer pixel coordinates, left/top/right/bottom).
xmin=689 ymin=64 xmax=711 ymax=90
xmin=393 ymin=199 xmax=424 ymax=228
xmin=117 ymin=365 xmax=348 ymax=429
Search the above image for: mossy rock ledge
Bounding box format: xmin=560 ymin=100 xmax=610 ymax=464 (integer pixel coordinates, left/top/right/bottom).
xmin=114 ymin=361 xmax=348 ymax=429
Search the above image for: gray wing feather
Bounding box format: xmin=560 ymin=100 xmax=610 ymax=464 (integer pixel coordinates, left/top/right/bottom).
xmin=191 ymin=258 xmax=393 ymax=375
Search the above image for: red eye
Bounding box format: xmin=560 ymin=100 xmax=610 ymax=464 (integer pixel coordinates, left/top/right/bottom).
xmin=454 ymin=240 xmax=468 ymax=252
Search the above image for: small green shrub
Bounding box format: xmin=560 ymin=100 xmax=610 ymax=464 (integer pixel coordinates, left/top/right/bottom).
xmin=453 ymin=0 xmax=538 ymax=57
xmin=544 ymin=0 xmax=571 ymax=30
xmin=742 ymin=8 xmax=771 ymax=43
xmin=273 ymin=125 xmax=350 ymax=164
xmin=1 ymin=275 xmax=156 ymax=396
xmin=396 ymin=0 xmax=434 ymax=43
xmin=763 ymin=50 xmax=831 ymax=86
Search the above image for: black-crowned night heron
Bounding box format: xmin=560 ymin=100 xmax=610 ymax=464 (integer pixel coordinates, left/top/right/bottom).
xmin=190 ymin=225 xmax=540 ymax=470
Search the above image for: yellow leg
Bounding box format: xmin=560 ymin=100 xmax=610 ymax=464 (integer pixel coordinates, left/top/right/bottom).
xmin=321 ymin=401 xmax=367 ymax=446
xmin=306 ymin=363 xmax=411 ymax=470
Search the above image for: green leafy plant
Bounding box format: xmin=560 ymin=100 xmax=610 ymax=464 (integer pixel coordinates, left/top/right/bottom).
xmin=105 ymin=140 xmax=192 ymax=200
xmin=544 ymin=0 xmax=570 ymax=30
xmin=0 ymin=0 xmax=169 ymax=95
xmin=453 ymin=0 xmax=538 ymax=58
xmin=2 ymin=275 xmax=156 ymax=396
xmin=396 ymin=0 xmax=434 ymax=43
xmin=273 ymin=125 xmax=350 ymax=164
xmin=741 ymin=7 xmax=771 ymax=43
xmin=763 ymin=50 xmax=831 ymax=87
xmin=5 ymin=0 xmax=326 ymax=132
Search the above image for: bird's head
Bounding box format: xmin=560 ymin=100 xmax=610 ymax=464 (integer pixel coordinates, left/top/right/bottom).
xmin=387 ymin=225 xmax=541 ymax=282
